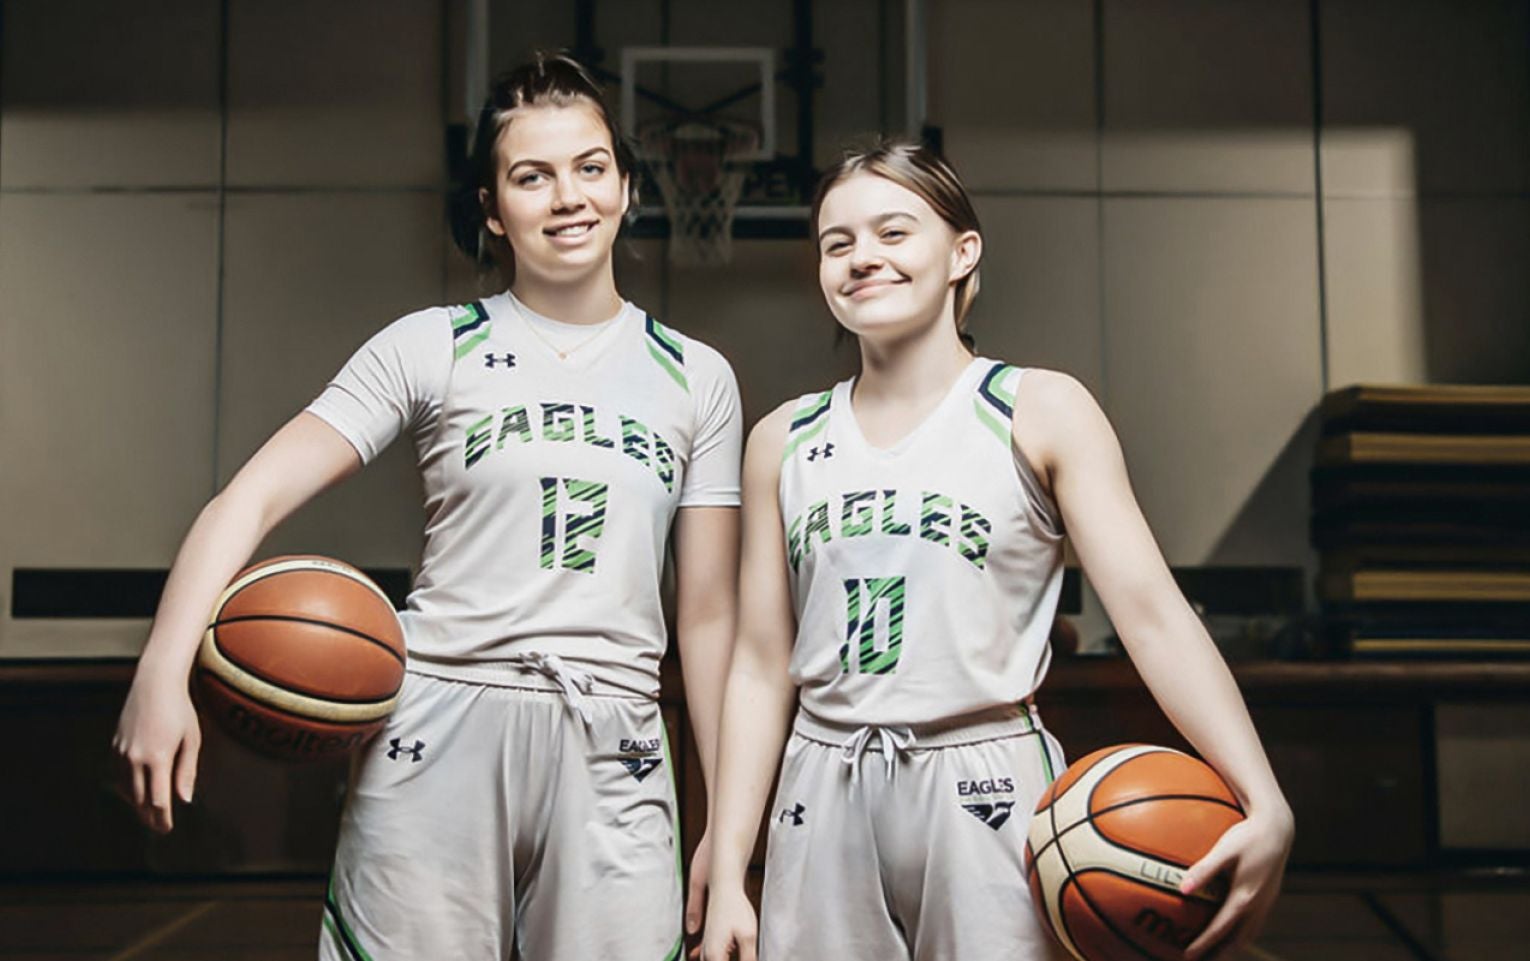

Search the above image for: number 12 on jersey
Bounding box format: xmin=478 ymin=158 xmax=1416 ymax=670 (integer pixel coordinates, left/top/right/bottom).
xmin=840 ymin=576 xmax=906 ymax=674
xmin=539 ymin=477 xmax=608 ymax=573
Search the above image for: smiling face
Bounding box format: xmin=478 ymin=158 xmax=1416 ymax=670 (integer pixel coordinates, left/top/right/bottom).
xmin=481 ymin=100 xmax=630 ymax=286
xmin=816 ymin=171 xmax=979 ymax=342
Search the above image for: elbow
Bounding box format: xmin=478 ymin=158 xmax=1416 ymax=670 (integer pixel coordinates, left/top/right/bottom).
xmin=202 ymin=484 xmax=278 ymax=542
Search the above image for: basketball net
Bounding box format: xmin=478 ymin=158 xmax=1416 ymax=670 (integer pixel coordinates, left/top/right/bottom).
xmin=641 ymin=121 xmax=760 ymax=267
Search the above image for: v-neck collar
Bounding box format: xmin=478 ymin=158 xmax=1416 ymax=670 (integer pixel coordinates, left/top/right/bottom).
xmin=838 ymin=357 xmax=986 ymax=459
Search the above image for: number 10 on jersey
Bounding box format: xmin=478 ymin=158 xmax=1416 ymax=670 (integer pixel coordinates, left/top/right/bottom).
xmin=539 ymin=477 xmax=608 ymax=573
xmin=840 ymin=576 xmax=906 ymax=674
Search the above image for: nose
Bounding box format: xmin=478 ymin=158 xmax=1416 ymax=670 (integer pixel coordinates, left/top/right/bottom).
xmin=849 ymin=239 xmax=883 ymax=275
xmin=551 ymin=171 xmax=585 ymax=213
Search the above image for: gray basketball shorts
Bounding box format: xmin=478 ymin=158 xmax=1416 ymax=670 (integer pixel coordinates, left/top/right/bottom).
xmin=759 ymin=703 xmax=1072 ymax=961
xmin=320 ymin=665 xmax=684 ymax=961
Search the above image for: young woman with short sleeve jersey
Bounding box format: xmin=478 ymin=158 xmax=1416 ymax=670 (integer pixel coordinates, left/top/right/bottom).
xmin=114 ymin=54 xmax=741 ymax=960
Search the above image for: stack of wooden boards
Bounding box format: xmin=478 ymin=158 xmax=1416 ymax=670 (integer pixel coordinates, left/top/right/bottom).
xmin=1316 ymin=384 xmax=1530 ymax=658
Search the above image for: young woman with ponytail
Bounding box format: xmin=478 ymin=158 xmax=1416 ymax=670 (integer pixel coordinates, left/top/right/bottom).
xmin=114 ymin=53 xmax=741 ymax=959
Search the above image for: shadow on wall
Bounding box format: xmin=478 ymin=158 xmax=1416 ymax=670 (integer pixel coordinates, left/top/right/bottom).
xmin=1205 ymin=404 xmax=1322 ymax=590
xmin=1417 ymin=200 xmax=1530 ymax=385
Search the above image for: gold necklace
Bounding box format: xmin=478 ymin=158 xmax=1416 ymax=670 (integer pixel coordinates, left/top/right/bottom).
xmin=509 ymin=296 xmax=622 ymax=361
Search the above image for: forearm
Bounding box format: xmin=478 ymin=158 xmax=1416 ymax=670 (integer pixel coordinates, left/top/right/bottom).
xmin=708 ymin=651 xmax=797 ymax=888
xmin=677 ymin=607 xmax=734 ymax=798
xmin=1119 ymin=598 xmax=1290 ymax=818
xmin=133 ymin=491 xmax=275 ymax=685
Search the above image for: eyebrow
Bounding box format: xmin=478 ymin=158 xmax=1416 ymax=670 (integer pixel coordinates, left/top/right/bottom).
xmin=506 ymin=146 xmax=614 ymax=175
xmin=817 ymin=210 xmax=919 ymax=242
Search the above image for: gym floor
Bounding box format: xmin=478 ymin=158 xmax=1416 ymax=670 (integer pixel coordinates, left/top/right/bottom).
xmin=2 ymin=872 xmax=1526 ymax=961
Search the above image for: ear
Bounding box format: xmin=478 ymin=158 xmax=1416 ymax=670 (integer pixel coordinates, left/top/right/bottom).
xmin=479 ymin=186 xmax=507 ymax=238
xmin=619 ymin=172 xmax=632 ymax=219
xmin=950 ymin=229 xmax=982 ymax=284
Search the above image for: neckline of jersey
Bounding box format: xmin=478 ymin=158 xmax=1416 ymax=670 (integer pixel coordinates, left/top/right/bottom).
xmin=838 ymin=356 xmax=987 ymax=459
xmin=488 ymin=290 xmax=638 ymax=370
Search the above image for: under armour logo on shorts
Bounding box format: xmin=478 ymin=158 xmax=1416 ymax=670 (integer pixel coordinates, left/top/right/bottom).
xmin=778 ymin=802 xmax=806 ymax=826
xmin=387 ymin=738 xmax=426 ymax=762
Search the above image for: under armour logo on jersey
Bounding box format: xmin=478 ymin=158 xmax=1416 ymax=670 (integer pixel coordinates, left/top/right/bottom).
xmin=962 ymin=801 xmax=1015 ymax=831
xmin=807 ymin=443 xmax=835 ymax=461
xmin=483 ymin=352 xmax=517 ymax=369
xmin=387 ymin=738 xmax=426 ymax=762
xmin=778 ymin=802 xmax=806 ymax=826
xmin=620 ymin=757 xmax=663 ymax=782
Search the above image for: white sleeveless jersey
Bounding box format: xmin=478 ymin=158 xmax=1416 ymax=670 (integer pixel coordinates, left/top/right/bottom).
xmin=307 ymin=292 xmax=742 ymax=697
xmin=778 ymin=359 xmax=1064 ymax=727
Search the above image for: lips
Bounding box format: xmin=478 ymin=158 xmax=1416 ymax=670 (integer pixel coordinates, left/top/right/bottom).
xmin=544 ymin=220 xmax=599 ymax=238
xmin=844 ymin=277 xmax=906 ymax=297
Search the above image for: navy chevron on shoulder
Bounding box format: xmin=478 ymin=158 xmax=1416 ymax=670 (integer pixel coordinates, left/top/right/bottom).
xmin=973 ymin=363 xmax=1020 ymax=446
xmin=644 ymin=316 xmax=689 ymax=391
xmin=451 ymin=301 xmax=492 ymax=362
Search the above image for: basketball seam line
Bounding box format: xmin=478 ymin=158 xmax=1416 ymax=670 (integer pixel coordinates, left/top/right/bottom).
xmin=1054 ymin=811 xmax=1220 ymax=878
xmin=1066 ymin=868 xmax=1188 ymax=961
xmin=215 ymin=558 xmax=397 ymax=621
xmin=1034 ymin=745 xmax=1137 ymax=815
xmin=1033 ymin=740 xmax=1153 ymax=943
xmin=211 ymin=613 xmax=406 ymax=666
xmin=199 ymin=671 xmax=388 ymax=726
xmin=1030 ymin=792 xmax=1245 ymax=867
xmin=1039 ymin=746 xmax=1203 ymax=960
xmin=1049 ymin=764 xmax=1082 ymax=958
xmin=199 ymin=664 xmax=400 ymax=707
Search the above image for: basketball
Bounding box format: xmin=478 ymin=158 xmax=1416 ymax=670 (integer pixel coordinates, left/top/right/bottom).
xmin=1025 ymin=744 xmax=1246 ymax=961
xmin=193 ymin=555 xmax=406 ymax=763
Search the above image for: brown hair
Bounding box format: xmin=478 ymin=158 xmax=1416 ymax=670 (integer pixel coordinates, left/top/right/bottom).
xmin=449 ymin=52 xmax=638 ymax=277
xmin=811 ymin=139 xmax=983 ymax=334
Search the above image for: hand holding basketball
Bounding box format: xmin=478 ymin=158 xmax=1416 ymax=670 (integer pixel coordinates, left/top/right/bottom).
xmin=1027 ymin=744 xmax=1251 ymax=961
xmin=1178 ymin=803 xmax=1294 ymax=959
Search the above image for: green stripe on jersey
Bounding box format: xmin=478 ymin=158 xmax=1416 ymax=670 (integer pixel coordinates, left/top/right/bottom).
xmin=646 ymin=341 xmax=689 ymax=392
xmin=973 ymin=397 xmax=1011 ymax=446
xmin=644 ymin=317 xmax=690 ymax=392
xmin=450 ymin=302 xmax=491 ymax=361
xmin=781 ymin=390 xmax=833 ymax=463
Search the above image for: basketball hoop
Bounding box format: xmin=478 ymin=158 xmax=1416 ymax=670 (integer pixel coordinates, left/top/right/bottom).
xmin=640 ymin=120 xmax=761 ymax=267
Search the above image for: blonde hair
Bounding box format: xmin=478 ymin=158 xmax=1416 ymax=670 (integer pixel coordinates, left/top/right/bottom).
xmin=811 ymin=139 xmax=983 ymax=333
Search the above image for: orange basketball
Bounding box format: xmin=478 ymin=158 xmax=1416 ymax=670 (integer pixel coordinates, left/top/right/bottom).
xmin=1026 ymin=744 xmax=1245 ymax=961
xmin=193 ymin=555 xmax=406 ymax=763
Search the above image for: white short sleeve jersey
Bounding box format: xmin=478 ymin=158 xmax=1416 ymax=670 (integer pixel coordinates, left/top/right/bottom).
xmin=306 ymin=292 xmax=743 ymax=696
xmin=777 ymin=359 xmax=1065 ymax=727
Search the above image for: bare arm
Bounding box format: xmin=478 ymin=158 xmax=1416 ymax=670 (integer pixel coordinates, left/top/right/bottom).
xmin=672 ymin=504 xmax=740 ymax=936
xmin=1014 ymin=371 xmax=1293 ymax=958
xmin=113 ymin=412 xmax=362 ymax=832
xmin=701 ymin=405 xmax=799 ymax=961
xmin=673 ymin=506 xmax=742 ymax=799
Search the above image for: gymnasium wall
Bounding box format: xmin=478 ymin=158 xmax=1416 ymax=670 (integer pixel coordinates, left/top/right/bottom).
xmin=2 ymin=0 xmax=1528 ymax=659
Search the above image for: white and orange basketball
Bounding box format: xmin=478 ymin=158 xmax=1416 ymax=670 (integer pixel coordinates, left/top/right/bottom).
xmin=193 ymin=555 xmax=406 ymax=763
xmin=1026 ymin=744 xmax=1245 ymax=961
